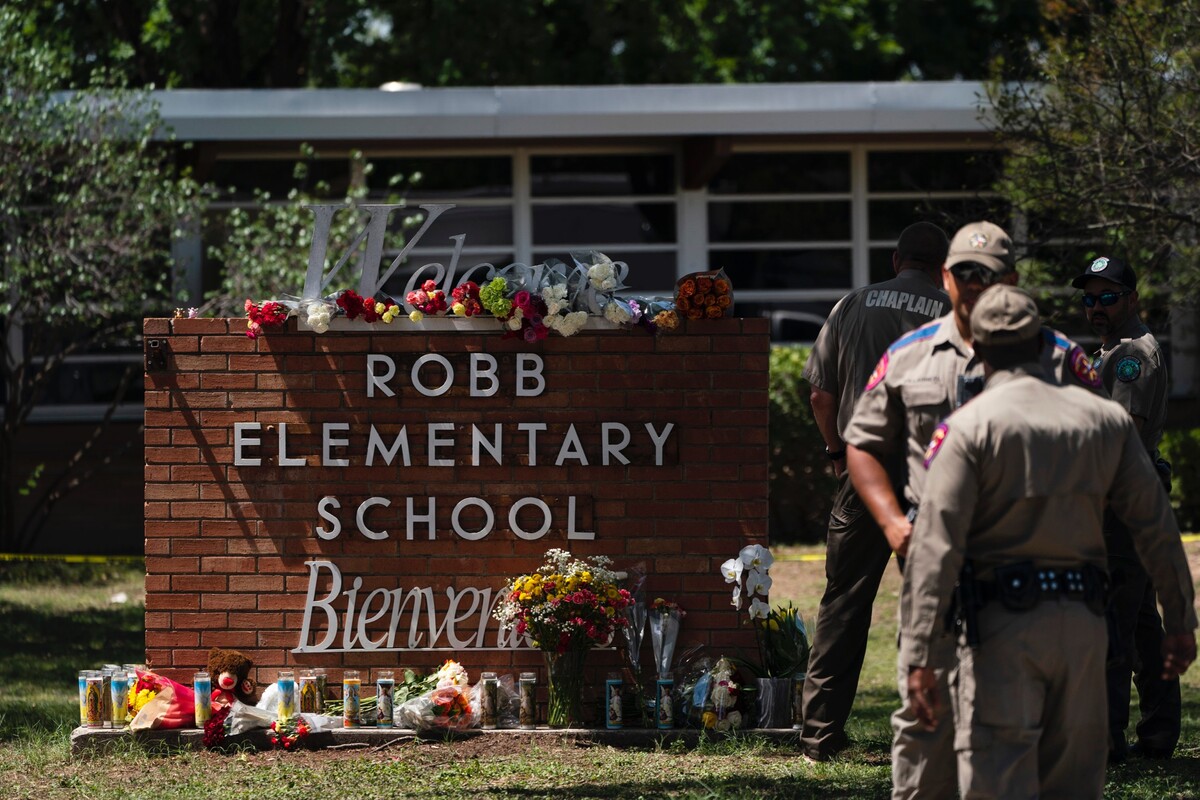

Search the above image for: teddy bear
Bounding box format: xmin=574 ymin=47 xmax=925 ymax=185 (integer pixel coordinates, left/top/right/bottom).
xmin=206 ymin=646 xmax=257 ymax=707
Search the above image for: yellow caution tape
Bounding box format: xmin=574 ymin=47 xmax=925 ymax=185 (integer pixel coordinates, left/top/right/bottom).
xmin=0 ymin=553 xmax=143 ymax=564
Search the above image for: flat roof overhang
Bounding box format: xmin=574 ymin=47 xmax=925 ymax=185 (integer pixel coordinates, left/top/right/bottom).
xmin=152 ymin=82 xmax=992 ymax=142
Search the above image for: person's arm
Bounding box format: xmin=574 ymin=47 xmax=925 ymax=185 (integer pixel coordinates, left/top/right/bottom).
xmin=847 ymin=444 xmax=911 ymax=556
xmin=898 ymin=421 xmax=977 ymax=730
xmin=810 ymin=385 xmax=845 ymax=477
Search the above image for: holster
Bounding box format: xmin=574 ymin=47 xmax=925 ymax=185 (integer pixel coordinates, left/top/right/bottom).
xmin=1155 ymin=457 xmax=1172 ymax=494
xmin=993 ymin=561 xmax=1039 ymax=611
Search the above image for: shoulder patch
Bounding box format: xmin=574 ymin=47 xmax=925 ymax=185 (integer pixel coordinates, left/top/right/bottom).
xmin=1069 ymin=345 xmax=1103 ymax=389
xmin=1043 ymin=327 xmax=1071 ymax=352
xmin=889 ymin=322 xmax=940 ymax=354
xmin=924 ymin=422 xmax=949 ymax=469
xmin=1116 ymin=356 xmax=1142 ymax=383
xmin=865 ymin=352 xmax=889 ymax=392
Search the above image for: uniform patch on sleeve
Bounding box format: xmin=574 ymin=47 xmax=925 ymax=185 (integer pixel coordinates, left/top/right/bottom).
xmin=865 ymin=351 xmax=889 ymax=392
xmin=923 ymin=422 xmax=949 ymax=469
xmin=1116 ymin=356 xmax=1142 ymax=382
xmin=1069 ymin=345 xmax=1102 ymax=389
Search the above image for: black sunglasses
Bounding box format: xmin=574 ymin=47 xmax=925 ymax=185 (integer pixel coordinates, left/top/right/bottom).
xmin=949 ymin=263 xmax=1002 ymax=287
xmin=1081 ymin=290 xmax=1132 ymax=308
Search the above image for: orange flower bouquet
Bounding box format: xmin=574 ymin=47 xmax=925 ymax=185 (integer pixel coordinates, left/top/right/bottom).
xmin=674 ymin=269 xmax=733 ymax=320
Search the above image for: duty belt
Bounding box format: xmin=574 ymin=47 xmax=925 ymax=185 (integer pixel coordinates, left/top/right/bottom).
xmin=953 ymin=560 xmax=1109 ymax=647
xmin=977 ymin=562 xmax=1108 ymax=615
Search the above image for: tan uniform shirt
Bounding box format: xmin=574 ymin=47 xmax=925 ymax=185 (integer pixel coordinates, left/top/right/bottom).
xmin=803 ymin=269 xmax=948 ymax=437
xmin=899 ymin=364 xmax=1197 ymax=667
xmin=1095 ymin=315 xmax=1168 ymax=455
xmin=844 ymin=314 xmax=1104 ymax=507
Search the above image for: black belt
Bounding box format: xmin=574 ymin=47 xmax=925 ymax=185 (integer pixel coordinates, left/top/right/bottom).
xmin=975 ymin=562 xmax=1107 ymax=614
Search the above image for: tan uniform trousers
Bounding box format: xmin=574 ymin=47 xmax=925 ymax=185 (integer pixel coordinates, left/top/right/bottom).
xmin=893 ymin=630 xmax=957 ymax=800
xmin=951 ymin=600 xmax=1107 ymax=799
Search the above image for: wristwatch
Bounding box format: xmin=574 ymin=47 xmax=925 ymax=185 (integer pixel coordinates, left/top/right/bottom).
xmin=825 ymin=446 xmax=846 ymax=461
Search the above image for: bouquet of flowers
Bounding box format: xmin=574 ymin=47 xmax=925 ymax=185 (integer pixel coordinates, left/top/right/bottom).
xmin=406 ymin=279 xmax=448 ymax=320
xmin=394 ymin=660 xmax=477 ymax=730
xmin=202 ymin=703 xmax=232 ymax=749
xmin=494 ymin=549 xmax=632 ymax=655
xmin=451 ymin=280 xmax=484 ymax=317
xmin=244 ymin=299 xmax=289 ymax=339
xmin=494 ymin=549 xmax=633 ymax=727
xmin=268 ymin=716 xmax=311 ymax=750
xmin=127 ymin=670 xmax=197 ymax=730
xmin=675 ymin=269 xmax=733 ymax=320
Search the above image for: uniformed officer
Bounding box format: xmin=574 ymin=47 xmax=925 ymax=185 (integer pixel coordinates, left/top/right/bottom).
xmin=1071 ymin=255 xmax=1178 ymax=760
xmin=799 ymin=221 xmax=950 ymax=761
xmin=843 ymin=222 xmax=1103 ymax=799
xmin=901 ymin=285 xmax=1196 ymax=799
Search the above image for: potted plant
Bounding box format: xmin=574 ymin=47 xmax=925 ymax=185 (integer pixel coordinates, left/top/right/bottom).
xmin=721 ymin=544 xmax=811 ymax=728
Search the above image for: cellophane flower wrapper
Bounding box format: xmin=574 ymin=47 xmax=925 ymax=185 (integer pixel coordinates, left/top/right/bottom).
xmin=649 ymin=607 xmax=683 ymax=678
xmin=674 ymin=268 xmax=733 ymax=320
xmin=224 ymin=699 xmax=276 ymax=734
xmin=496 ymin=674 xmax=521 ymax=729
xmin=395 ymin=684 xmax=479 ymax=731
xmin=128 ymin=670 xmax=196 ymax=730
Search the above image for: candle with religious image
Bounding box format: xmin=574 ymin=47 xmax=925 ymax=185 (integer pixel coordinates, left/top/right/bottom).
xmin=85 ymin=674 xmax=104 ymax=728
xmin=656 ymin=674 xmax=674 ymax=730
xmin=376 ymin=670 xmax=395 ymax=728
xmin=313 ymin=667 xmax=327 ymax=713
xmin=605 ymin=673 xmax=623 ymax=730
xmin=480 ymin=672 xmax=498 ymax=729
xmin=343 ymin=670 xmax=361 ymax=728
xmin=518 ymin=672 xmax=536 ymax=729
xmin=298 ymin=670 xmax=318 ymax=714
xmin=111 ymin=672 xmax=130 ymax=727
xmin=276 ymin=670 xmax=296 ymax=723
xmin=193 ymin=672 xmax=211 ymax=727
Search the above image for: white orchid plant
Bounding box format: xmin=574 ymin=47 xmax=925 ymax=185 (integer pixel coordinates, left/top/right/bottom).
xmin=720 ymin=544 xmax=809 ymax=678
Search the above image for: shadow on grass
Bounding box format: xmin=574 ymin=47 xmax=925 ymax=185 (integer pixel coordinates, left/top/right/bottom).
xmin=0 ymin=598 xmax=143 ymax=741
xmin=487 ymin=771 xmax=892 ymax=800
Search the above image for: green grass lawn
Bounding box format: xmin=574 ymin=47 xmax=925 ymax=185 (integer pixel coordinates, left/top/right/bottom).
xmin=1 ymin=552 xmax=1199 ymax=799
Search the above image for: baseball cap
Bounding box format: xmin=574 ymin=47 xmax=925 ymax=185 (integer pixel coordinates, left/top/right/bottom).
xmin=970 ymin=285 xmax=1041 ymax=345
xmin=1070 ymin=255 xmax=1137 ymax=290
xmin=944 ymin=221 xmax=1015 ymax=275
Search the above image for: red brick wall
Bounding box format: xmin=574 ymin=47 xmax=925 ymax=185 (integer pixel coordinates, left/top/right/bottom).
xmin=143 ymin=316 xmax=769 ymax=712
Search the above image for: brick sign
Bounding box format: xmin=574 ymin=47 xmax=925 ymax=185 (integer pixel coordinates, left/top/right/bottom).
xmin=143 ymin=317 xmax=769 ymax=701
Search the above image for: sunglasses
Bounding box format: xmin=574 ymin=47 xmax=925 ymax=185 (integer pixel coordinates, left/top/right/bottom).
xmin=949 ymin=263 xmax=1002 ymax=287
xmin=1081 ymin=290 xmax=1132 ymax=308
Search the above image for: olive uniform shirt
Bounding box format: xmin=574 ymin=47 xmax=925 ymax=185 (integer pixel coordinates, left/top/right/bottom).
xmin=899 ymin=364 xmax=1197 ymax=667
xmin=843 ymin=314 xmax=1104 ymax=508
xmin=803 ymin=270 xmax=948 ymax=437
xmin=1094 ymin=314 xmax=1168 ymax=455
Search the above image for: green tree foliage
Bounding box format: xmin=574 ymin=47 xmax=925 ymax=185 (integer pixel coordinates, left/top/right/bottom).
xmin=0 ymin=8 xmax=200 ymax=551
xmin=26 ymin=0 xmax=1044 ymax=89
xmin=769 ymin=345 xmax=835 ymax=544
xmin=988 ymin=0 xmax=1200 ymax=300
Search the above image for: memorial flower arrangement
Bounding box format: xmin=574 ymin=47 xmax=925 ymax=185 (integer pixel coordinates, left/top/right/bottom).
xmin=202 ymin=703 xmax=231 ymax=749
xmin=128 ymin=672 xmax=161 ymax=716
xmin=675 ymin=269 xmax=733 ymax=321
xmin=451 ymin=280 xmax=484 ymax=317
xmin=394 ymin=659 xmax=476 ymax=730
xmin=405 ymin=278 xmax=448 ymax=320
xmin=243 ymin=299 xmax=288 ymax=339
xmin=494 ymin=549 xmax=633 ymax=726
xmin=720 ymin=544 xmax=810 ymax=678
xmin=268 ymin=716 xmax=311 ymax=750
xmin=238 ymin=250 xmax=710 ymax=341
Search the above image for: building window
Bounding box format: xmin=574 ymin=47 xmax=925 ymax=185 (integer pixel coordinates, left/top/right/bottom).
xmin=531 ymin=153 xmax=678 ymax=292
